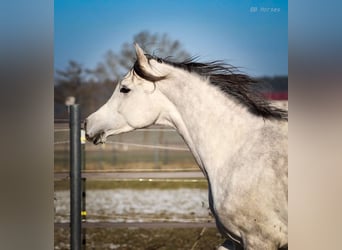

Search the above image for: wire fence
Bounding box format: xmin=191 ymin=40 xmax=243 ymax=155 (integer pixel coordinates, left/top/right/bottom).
xmin=105 ymin=141 xmax=189 ymax=151
xmin=54 ymin=115 xmax=215 ymax=250
xmin=54 ymin=140 xmax=70 ymax=145
xmin=54 ymin=124 xmax=196 ymax=172
xmin=54 ymin=127 xmax=183 ymax=144
xmin=54 ymin=139 xmax=189 ymax=151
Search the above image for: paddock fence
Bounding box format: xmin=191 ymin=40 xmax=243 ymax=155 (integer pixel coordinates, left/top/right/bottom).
xmin=54 ymin=105 xmax=215 ymax=250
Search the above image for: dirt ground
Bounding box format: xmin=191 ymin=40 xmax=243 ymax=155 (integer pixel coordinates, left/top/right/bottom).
xmin=55 ymin=227 xmax=224 ymax=250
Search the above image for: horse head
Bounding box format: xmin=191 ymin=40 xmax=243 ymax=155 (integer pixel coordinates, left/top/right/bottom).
xmin=85 ymin=44 xmax=170 ymax=144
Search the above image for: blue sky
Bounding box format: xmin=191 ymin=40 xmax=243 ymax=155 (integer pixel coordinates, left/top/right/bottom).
xmin=55 ymin=0 xmax=287 ymax=77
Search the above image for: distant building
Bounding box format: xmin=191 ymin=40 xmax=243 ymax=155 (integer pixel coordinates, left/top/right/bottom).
xmin=263 ymin=92 xmax=288 ymax=101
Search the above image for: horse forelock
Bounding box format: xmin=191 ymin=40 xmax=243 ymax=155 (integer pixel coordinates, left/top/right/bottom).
xmin=133 ymin=54 xmax=288 ymax=121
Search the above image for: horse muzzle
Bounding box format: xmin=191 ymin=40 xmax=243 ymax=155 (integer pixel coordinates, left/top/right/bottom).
xmin=84 ymin=119 xmax=107 ymax=145
xmin=86 ymin=131 xmax=106 ymax=145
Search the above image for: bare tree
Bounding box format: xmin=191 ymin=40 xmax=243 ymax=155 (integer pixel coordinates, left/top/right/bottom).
xmin=55 ymin=60 xmax=85 ymax=103
xmin=87 ymin=31 xmax=191 ymax=82
xmin=55 ymin=31 xmax=191 ymax=119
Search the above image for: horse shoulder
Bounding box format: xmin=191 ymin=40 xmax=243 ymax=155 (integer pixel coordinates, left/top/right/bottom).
xmin=212 ymin=120 xmax=288 ymax=248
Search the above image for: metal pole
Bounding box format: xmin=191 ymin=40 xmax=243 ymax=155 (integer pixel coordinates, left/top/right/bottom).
xmin=70 ymin=104 xmax=81 ymax=250
xmin=81 ymin=129 xmax=87 ymax=249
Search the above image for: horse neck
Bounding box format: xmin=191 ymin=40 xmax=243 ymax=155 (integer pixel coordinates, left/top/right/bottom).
xmin=158 ymin=72 xmax=264 ymax=173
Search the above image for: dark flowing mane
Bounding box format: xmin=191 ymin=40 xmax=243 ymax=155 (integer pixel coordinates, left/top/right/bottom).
xmin=134 ymin=54 xmax=288 ymax=121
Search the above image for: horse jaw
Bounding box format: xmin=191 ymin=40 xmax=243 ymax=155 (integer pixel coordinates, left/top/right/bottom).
xmin=85 ymin=100 xmax=135 ymax=144
xmin=86 ymin=125 xmax=134 ymax=145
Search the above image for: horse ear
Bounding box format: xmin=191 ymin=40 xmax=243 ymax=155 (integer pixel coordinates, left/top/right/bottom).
xmin=134 ymin=43 xmax=148 ymax=66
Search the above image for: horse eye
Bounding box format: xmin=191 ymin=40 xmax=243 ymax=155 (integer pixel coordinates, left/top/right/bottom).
xmin=120 ymin=87 xmax=131 ymax=94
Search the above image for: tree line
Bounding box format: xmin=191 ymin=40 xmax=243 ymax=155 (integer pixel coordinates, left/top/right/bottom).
xmin=55 ymin=31 xmax=287 ymax=120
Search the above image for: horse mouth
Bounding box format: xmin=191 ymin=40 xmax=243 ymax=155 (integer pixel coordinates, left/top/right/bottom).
xmin=86 ymin=131 xmax=106 ymax=145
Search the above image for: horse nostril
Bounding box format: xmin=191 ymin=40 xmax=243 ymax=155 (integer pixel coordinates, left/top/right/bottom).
xmin=85 ymin=133 xmax=91 ymax=141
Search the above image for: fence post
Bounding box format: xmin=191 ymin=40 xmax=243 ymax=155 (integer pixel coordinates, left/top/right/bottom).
xmin=70 ymin=104 xmax=81 ymax=250
xmin=81 ymin=128 xmax=87 ymax=248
